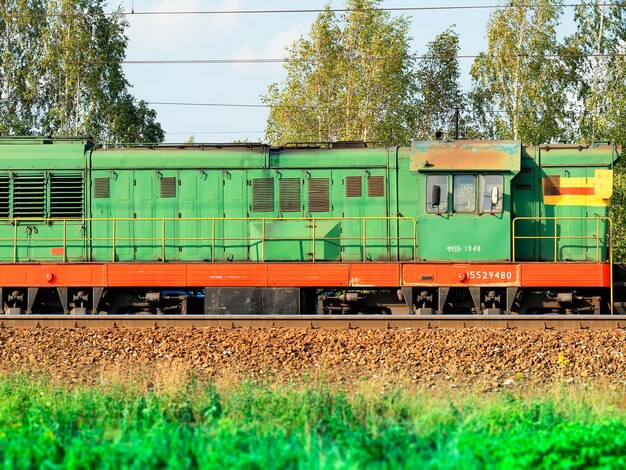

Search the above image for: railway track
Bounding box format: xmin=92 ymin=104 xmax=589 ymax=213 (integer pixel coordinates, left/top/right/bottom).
xmin=3 ymin=314 xmax=626 ymax=330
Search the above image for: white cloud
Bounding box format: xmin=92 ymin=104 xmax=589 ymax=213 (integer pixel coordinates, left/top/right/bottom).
xmin=230 ymin=20 xmax=310 ymax=68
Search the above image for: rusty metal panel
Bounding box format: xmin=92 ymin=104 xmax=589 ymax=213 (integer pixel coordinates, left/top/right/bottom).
xmin=349 ymin=263 xmax=400 ymax=287
xmin=410 ymin=140 xmax=521 ymax=173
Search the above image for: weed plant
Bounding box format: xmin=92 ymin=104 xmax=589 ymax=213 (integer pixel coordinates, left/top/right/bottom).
xmin=0 ymin=372 xmax=625 ymax=468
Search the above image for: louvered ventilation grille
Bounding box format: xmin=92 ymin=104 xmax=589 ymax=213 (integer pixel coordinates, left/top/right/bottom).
xmin=50 ymin=175 xmax=84 ymax=218
xmin=308 ymin=178 xmax=330 ymax=212
xmin=160 ymin=177 xmax=177 ymax=198
xmin=345 ymin=176 xmax=362 ymax=197
xmin=368 ymin=176 xmax=385 ymax=197
xmin=279 ymin=178 xmax=301 ymax=212
xmin=252 ymin=178 xmax=274 ymax=212
xmin=0 ymin=177 xmax=9 ymax=218
xmin=13 ymin=174 xmax=45 ymax=218
xmin=93 ymin=178 xmax=110 ymax=198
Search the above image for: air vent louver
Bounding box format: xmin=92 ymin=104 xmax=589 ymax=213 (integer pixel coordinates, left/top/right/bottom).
xmin=160 ymin=177 xmax=177 ymax=198
xmin=308 ymin=178 xmax=330 ymax=212
xmin=13 ymin=174 xmax=45 ymax=218
xmin=345 ymin=176 xmax=362 ymax=197
xmin=279 ymin=178 xmax=301 ymax=212
xmin=93 ymin=178 xmax=110 ymax=198
xmin=252 ymin=178 xmax=274 ymax=212
xmin=50 ymin=174 xmax=84 ymax=218
xmin=367 ymin=176 xmax=384 ymax=197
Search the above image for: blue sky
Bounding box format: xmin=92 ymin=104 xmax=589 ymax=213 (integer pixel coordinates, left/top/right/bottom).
xmin=111 ymin=0 xmax=498 ymax=143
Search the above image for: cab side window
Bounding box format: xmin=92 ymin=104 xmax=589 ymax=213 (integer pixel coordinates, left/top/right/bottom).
xmin=479 ymin=175 xmax=504 ymax=213
xmin=426 ymin=175 xmax=448 ymax=213
xmin=453 ymin=175 xmax=476 ymax=212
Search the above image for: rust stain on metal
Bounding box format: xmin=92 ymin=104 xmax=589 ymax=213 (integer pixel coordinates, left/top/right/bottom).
xmin=410 ymin=140 xmax=521 ymax=173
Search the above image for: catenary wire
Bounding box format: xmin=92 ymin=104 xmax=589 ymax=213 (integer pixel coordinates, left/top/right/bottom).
xmin=72 ymin=52 xmax=626 ymax=66
xmin=9 ymin=3 xmax=625 ymax=18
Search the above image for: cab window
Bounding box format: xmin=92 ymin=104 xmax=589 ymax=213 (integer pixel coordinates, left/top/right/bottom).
xmin=426 ymin=175 xmax=448 ymax=213
xmin=453 ymin=175 xmax=476 ymax=212
xmin=479 ymin=175 xmax=504 ymax=213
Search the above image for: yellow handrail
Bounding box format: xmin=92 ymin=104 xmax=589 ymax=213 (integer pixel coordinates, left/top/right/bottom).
xmin=512 ymin=216 xmax=611 ymax=263
xmin=0 ymin=216 xmax=418 ymax=263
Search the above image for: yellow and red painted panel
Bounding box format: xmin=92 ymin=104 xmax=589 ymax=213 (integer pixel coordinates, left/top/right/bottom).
xmin=542 ymin=169 xmax=612 ymax=206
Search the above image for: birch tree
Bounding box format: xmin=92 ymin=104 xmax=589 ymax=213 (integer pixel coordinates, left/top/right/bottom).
xmin=564 ymin=1 xmax=626 ymax=145
xmin=40 ymin=0 xmax=130 ymax=138
xmin=0 ymin=0 xmax=46 ymax=134
xmin=263 ymin=0 xmax=417 ymax=145
xmin=469 ymin=0 xmax=568 ymax=144
xmin=0 ymin=0 xmax=164 ymax=143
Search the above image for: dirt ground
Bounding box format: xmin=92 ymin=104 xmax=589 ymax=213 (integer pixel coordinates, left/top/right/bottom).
xmin=0 ymin=326 xmax=625 ymax=388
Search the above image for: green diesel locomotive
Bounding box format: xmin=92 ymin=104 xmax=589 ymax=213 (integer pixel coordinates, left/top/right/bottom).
xmin=0 ymin=137 xmax=618 ymax=315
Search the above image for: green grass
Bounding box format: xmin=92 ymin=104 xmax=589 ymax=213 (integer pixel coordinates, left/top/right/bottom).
xmin=0 ymin=373 xmax=625 ymax=469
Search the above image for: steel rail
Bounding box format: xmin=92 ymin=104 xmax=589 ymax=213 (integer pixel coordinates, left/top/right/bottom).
xmin=2 ymin=315 xmax=626 ymax=330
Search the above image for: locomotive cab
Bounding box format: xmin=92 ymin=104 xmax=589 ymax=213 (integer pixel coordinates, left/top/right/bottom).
xmin=410 ymin=140 xmax=521 ymax=262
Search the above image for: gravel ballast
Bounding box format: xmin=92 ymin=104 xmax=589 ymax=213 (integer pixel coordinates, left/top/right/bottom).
xmin=0 ymin=327 xmax=625 ymax=386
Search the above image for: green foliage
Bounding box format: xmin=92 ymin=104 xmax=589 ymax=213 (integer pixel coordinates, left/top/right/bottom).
xmin=0 ymin=0 xmax=164 ymax=143
xmin=263 ymin=0 xmax=418 ymax=146
xmin=469 ymin=0 xmax=570 ymax=144
xmin=2 ymin=375 xmax=626 ymax=468
xmin=0 ymin=0 xmax=47 ymax=135
xmin=106 ymin=96 xmax=165 ymax=144
xmin=563 ymin=1 xmax=626 ymax=145
xmin=415 ymin=27 xmax=464 ymax=140
xmin=610 ymin=161 xmax=626 ymax=261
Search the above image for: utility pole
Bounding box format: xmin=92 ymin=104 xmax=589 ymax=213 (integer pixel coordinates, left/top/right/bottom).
xmin=453 ymin=107 xmax=462 ymax=140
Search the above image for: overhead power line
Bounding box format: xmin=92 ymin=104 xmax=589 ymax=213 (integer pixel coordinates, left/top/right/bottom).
xmin=74 ymin=52 xmax=626 ymax=66
xmin=117 ymin=3 xmax=625 ymax=15
xmin=148 ymin=101 xmax=515 ymax=114
xmin=166 ymin=131 xmax=265 ymax=135
xmin=6 ymin=2 xmax=624 ymax=18
xmin=148 ymin=101 xmax=269 ymax=108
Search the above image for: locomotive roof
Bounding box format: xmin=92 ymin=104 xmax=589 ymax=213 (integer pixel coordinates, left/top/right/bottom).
xmin=410 ymin=140 xmax=522 ymax=173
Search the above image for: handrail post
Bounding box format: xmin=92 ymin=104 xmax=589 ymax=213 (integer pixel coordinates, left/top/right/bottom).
xmin=512 ymin=218 xmax=516 ymax=261
xmin=262 ymin=218 xmax=266 ymax=262
xmin=112 ymin=219 xmax=116 ymax=263
xmin=596 ymin=217 xmax=600 ymax=262
xmin=413 ymin=218 xmax=417 ymax=260
xmin=161 ymin=218 xmax=165 ymax=263
xmin=610 ymin=217 xmax=614 ymax=314
xmin=362 ymin=218 xmax=367 ymax=262
xmin=211 ymin=218 xmax=215 ymax=262
xmin=63 ymin=219 xmax=67 ymax=263
xmin=554 ymin=217 xmax=558 ymax=262
xmin=13 ymin=219 xmax=17 ymax=262
xmin=312 ymin=217 xmax=316 ymax=262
